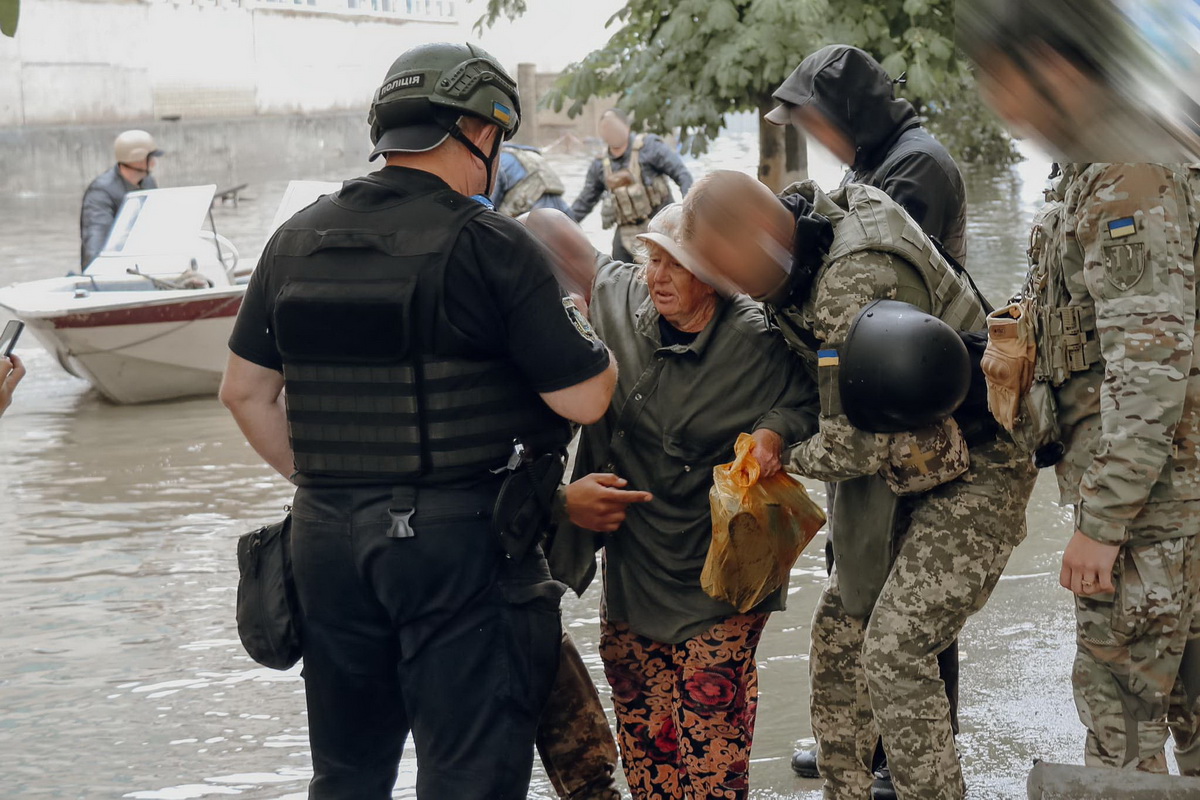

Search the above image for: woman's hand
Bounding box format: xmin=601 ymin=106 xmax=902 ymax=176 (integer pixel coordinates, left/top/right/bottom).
xmin=564 ymin=473 xmax=653 ymax=532
xmin=0 ymin=355 xmax=26 ymax=416
xmin=750 ymin=428 xmax=783 ymax=478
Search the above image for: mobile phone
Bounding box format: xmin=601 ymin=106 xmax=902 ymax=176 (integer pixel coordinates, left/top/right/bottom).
xmin=0 ymin=319 xmax=24 ymax=357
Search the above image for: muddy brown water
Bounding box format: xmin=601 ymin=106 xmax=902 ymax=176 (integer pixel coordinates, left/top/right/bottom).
xmin=0 ymin=136 xmax=1091 ymax=799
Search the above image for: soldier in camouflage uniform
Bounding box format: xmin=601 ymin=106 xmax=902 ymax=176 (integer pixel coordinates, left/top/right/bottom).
xmin=682 ymin=170 xmax=1037 ymax=800
xmin=990 ymin=163 xmax=1200 ymax=773
xmin=957 ymin=0 xmax=1200 ymax=775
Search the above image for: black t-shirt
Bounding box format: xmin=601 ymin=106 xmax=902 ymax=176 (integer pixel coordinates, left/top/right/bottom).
xmin=229 ymin=167 xmax=610 ymax=395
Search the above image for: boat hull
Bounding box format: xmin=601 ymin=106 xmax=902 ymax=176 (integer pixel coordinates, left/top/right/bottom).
xmin=0 ymin=283 xmax=244 ymax=404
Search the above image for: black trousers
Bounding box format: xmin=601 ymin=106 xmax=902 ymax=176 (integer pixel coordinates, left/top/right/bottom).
xmin=290 ymin=480 xmax=563 ymax=800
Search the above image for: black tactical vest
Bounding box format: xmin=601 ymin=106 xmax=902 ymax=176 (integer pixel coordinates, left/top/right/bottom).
xmin=269 ymin=179 xmax=570 ymax=483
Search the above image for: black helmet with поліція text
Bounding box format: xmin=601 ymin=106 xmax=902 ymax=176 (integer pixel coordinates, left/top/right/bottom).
xmin=367 ymin=42 xmax=521 ymax=161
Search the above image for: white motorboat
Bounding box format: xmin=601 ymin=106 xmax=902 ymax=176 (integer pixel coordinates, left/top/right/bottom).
xmin=0 ymin=181 xmax=339 ymax=404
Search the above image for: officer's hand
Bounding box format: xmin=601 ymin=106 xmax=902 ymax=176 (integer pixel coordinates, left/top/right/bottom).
xmin=0 ymin=354 xmax=26 ymax=416
xmin=564 ymin=473 xmax=653 ymax=532
xmin=1059 ymin=530 xmax=1120 ymax=596
xmin=750 ymin=428 xmax=783 ymax=478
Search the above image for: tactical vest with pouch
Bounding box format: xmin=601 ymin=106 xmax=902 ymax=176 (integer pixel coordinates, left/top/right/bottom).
xmin=601 ymin=134 xmax=672 ymax=228
xmin=270 ymin=182 xmax=571 ymax=484
xmin=496 ymin=145 xmax=566 ymax=218
xmin=1003 ymin=173 xmax=1102 ymax=462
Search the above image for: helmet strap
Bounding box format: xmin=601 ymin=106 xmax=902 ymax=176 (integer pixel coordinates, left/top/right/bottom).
xmin=443 ymin=117 xmax=503 ymax=194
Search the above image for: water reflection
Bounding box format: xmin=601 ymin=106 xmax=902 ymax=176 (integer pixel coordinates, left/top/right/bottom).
xmin=0 ymin=135 xmax=1080 ymax=799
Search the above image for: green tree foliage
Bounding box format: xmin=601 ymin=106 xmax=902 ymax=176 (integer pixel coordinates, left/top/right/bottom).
xmin=472 ymin=0 xmax=1018 ymax=165
xmin=1 ymin=0 xmax=19 ymax=37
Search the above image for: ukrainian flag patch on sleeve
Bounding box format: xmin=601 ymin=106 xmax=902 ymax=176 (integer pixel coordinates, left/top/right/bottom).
xmin=492 ymin=102 xmax=513 ymax=125
xmin=1107 ymin=216 xmax=1136 ymax=239
xmin=818 ymin=349 xmax=839 ymax=367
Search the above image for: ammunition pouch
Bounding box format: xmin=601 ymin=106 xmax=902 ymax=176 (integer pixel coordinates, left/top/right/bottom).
xmin=600 ymin=195 xmax=617 ymax=230
xmin=493 ymin=443 xmax=567 ymax=561
xmin=1010 ymin=381 xmax=1063 ymax=462
xmin=881 ymin=418 xmax=970 ymax=496
xmin=983 ymin=302 xmax=1037 ymax=431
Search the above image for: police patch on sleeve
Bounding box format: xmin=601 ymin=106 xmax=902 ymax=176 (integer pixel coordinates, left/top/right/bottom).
xmin=563 ymin=296 xmax=598 ymax=343
xmin=1102 ymin=242 xmax=1147 ymax=292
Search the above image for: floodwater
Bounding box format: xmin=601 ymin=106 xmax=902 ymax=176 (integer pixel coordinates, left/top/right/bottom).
xmin=0 ymin=134 xmax=1091 ymax=799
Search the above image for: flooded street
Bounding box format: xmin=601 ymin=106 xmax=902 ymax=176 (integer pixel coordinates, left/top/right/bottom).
xmin=0 ymin=135 xmax=1088 ymax=799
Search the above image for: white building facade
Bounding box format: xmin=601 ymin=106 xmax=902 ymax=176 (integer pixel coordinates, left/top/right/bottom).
xmin=0 ymin=0 xmax=463 ymax=127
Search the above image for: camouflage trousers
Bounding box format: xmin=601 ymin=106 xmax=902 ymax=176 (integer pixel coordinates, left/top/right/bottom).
xmin=811 ymin=444 xmax=1034 ymax=800
xmin=1073 ymin=520 xmax=1200 ymax=774
xmin=537 ymin=631 xmax=622 ymax=800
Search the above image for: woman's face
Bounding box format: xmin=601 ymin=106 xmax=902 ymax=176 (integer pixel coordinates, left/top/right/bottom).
xmin=645 ymin=244 xmax=715 ymax=328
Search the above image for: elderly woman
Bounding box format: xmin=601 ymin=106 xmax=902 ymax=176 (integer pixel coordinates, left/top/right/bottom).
xmin=551 ymin=205 xmax=818 ymax=800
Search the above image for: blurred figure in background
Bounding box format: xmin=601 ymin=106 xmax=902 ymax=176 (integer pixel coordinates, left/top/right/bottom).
xmin=958 ymin=0 xmax=1200 ymax=161
xmin=80 ymin=130 xmax=162 ymax=269
xmin=766 ymin=45 xmax=968 ymax=264
xmin=570 ymin=108 xmax=694 ymax=261
xmin=490 ymin=143 xmax=572 ymax=217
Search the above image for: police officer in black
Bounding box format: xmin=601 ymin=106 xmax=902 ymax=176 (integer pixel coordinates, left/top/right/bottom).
xmin=220 ymin=42 xmax=617 ymax=800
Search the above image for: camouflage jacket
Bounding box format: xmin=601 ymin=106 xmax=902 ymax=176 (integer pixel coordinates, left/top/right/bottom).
xmin=1039 ymin=163 xmax=1200 ymax=545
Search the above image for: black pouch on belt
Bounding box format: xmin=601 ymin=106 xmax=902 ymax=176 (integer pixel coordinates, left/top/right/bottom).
xmin=493 ymin=441 xmax=567 ymax=561
xmin=235 ymin=512 xmax=302 ymax=670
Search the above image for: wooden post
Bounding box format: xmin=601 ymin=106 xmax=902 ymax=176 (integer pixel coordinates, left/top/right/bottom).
xmin=756 ymin=96 xmax=807 ymax=192
xmin=515 ymin=62 xmax=540 ymax=147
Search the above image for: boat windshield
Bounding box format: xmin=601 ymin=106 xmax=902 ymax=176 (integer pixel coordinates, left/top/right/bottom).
xmin=269 ymin=181 xmax=341 ymax=234
xmin=101 ymin=185 xmax=217 ymax=256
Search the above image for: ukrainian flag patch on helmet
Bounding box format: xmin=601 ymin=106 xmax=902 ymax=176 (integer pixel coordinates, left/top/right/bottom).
xmin=492 ymin=101 xmax=514 ymax=125
xmin=818 ymin=349 xmax=839 ymax=367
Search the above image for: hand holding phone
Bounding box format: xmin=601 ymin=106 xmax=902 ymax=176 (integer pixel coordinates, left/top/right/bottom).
xmin=0 ymin=319 xmax=23 ymax=357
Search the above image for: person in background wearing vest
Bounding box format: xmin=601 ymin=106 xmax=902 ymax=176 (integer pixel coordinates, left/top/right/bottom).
xmin=80 ymin=129 xmax=162 ymax=269
xmin=219 ymin=42 xmax=618 ymax=800
xmin=764 ymin=45 xmax=970 ymax=797
xmin=490 ymin=143 xmax=572 ymax=217
xmin=681 ymin=170 xmax=1037 ymax=800
xmin=570 ymin=108 xmax=694 ymax=262
xmin=962 ymin=0 xmax=1200 ymax=777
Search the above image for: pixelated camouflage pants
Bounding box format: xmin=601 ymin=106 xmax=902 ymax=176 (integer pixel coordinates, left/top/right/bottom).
xmin=1073 ymin=527 xmax=1200 ymax=774
xmin=810 ymin=448 xmax=1033 ymax=800
xmin=537 ymin=631 xmax=622 ymax=800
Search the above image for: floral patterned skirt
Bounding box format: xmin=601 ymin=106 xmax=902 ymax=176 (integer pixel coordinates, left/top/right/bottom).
xmin=599 ymin=612 xmax=768 ymax=800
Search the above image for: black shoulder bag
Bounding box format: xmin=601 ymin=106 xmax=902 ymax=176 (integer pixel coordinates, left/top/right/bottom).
xmin=235 ymin=513 xmax=302 ymax=670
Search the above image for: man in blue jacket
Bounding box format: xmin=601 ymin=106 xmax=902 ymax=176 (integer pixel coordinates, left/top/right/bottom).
xmin=80 ymin=130 xmax=162 ymax=268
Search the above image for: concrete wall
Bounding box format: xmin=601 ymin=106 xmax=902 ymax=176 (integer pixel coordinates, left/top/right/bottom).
xmin=0 ymin=112 xmax=371 ymax=195
xmin=0 ymin=0 xmax=459 ymax=127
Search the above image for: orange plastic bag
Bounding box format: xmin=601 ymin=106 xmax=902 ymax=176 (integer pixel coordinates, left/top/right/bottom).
xmin=702 ymin=433 xmax=827 ymax=613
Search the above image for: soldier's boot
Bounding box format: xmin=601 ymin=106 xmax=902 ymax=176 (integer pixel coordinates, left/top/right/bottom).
xmin=791 ymin=747 xmax=819 ymax=779
xmin=536 ymin=631 xmax=622 ymax=800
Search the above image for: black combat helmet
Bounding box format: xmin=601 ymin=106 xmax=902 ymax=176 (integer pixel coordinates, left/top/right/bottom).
xmin=838 ymin=299 xmax=971 ymax=433
xmin=367 ymin=42 xmax=521 ymax=161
